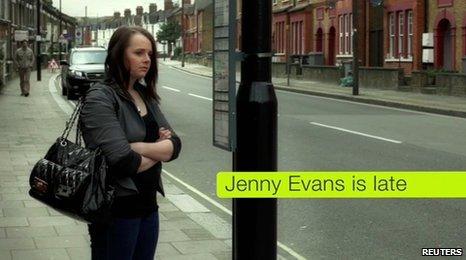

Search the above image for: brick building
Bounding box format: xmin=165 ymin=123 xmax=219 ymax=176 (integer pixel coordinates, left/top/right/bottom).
xmin=312 ymin=1 xmax=336 ymax=65
xmin=427 ymin=0 xmax=466 ymax=72
xmin=383 ymin=0 xmax=425 ymax=74
xmin=195 ymin=0 xmax=213 ymax=53
xmin=272 ymin=0 xmax=314 ymax=63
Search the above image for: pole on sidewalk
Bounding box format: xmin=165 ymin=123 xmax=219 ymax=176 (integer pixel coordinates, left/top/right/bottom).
xmin=36 ymin=0 xmax=41 ymax=81
xmin=59 ymin=0 xmax=62 ymax=61
xmin=352 ymin=0 xmax=359 ymax=95
xmin=181 ymin=0 xmax=185 ymax=67
xmin=233 ymin=0 xmax=277 ymax=259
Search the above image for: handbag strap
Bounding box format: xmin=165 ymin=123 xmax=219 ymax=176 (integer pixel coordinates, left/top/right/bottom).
xmin=60 ymin=97 xmax=85 ymax=141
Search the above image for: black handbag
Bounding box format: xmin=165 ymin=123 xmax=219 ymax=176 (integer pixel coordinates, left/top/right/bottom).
xmin=29 ymin=99 xmax=114 ymax=223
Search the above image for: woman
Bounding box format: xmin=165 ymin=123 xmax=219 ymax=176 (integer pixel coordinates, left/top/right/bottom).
xmin=80 ymin=26 xmax=182 ymax=260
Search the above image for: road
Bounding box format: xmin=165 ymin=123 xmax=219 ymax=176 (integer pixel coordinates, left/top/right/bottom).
xmin=60 ymin=63 xmax=466 ymax=259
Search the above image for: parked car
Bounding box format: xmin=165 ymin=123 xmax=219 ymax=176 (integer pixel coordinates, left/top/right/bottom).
xmin=60 ymin=46 xmax=106 ymax=100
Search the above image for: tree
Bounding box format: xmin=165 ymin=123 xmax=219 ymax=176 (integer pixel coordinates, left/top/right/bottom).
xmin=156 ymin=21 xmax=182 ymax=56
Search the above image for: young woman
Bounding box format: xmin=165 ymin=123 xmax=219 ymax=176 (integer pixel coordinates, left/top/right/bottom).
xmin=80 ymin=26 xmax=182 ymax=260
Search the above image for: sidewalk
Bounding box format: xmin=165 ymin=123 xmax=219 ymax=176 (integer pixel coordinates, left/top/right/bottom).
xmin=0 ymin=71 xmax=231 ymax=260
xmin=161 ymin=59 xmax=466 ymax=118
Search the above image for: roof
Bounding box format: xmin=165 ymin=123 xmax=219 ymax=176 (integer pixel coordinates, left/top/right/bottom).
xmin=273 ymin=5 xmax=292 ymax=14
xmin=289 ymin=3 xmax=312 ymax=13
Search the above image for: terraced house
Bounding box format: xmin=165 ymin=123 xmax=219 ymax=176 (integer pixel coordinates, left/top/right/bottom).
xmin=272 ymin=1 xmax=466 ymax=72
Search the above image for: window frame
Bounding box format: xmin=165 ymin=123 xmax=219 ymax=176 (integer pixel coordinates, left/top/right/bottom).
xmin=407 ymin=10 xmax=413 ymax=58
xmin=339 ymin=15 xmax=344 ymax=54
xmin=398 ymin=11 xmax=405 ymax=58
xmin=349 ymin=13 xmax=353 ymax=54
xmin=345 ymin=14 xmax=349 ymax=54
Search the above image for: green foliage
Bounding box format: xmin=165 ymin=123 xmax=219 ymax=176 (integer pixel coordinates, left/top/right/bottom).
xmin=156 ymin=21 xmax=182 ymax=46
xmin=173 ymin=47 xmax=182 ymax=58
xmin=426 ymin=68 xmax=458 ymax=77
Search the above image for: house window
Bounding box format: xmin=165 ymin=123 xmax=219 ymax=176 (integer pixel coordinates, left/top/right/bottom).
xmin=389 ymin=12 xmax=395 ymax=58
xmin=282 ymin=22 xmax=286 ymax=53
xmin=349 ymin=13 xmax=353 ymax=54
xmin=339 ymin=15 xmax=344 ymax=54
xmin=407 ymin=10 xmax=413 ymax=57
xmin=300 ymin=21 xmax=304 ymax=54
xmin=316 ymin=7 xmax=324 ymax=20
xmin=345 ymin=14 xmax=349 ymax=54
xmin=398 ymin=12 xmax=404 ymax=57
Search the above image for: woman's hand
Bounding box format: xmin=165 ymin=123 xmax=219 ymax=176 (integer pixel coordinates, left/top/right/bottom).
xmin=158 ymin=127 xmax=172 ymax=141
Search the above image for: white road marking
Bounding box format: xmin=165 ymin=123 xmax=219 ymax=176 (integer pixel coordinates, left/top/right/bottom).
xmin=52 ymin=73 xmax=77 ymax=109
xmin=310 ymin=122 xmax=403 ymax=144
xmin=188 ymin=93 xmax=213 ymax=101
xmin=162 ymin=169 xmax=307 ymax=260
xmin=48 ymin=74 xmax=73 ymax=116
xmin=162 ymin=85 xmax=181 ymax=92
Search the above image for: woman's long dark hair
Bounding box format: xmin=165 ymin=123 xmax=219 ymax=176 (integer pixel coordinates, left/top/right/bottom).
xmin=104 ymin=26 xmax=160 ymax=102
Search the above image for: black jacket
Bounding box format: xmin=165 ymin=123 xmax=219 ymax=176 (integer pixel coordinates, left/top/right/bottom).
xmin=79 ymin=81 xmax=182 ymax=197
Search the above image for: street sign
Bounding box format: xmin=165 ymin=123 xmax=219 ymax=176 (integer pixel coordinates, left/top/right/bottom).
xmin=213 ymin=0 xmax=237 ymax=151
xmin=14 ymin=30 xmax=29 ymax=42
xmin=75 ymin=28 xmax=82 ymax=43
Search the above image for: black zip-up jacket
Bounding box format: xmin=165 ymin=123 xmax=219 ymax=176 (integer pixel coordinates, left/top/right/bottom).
xmin=79 ymin=81 xmax=182 ymax=197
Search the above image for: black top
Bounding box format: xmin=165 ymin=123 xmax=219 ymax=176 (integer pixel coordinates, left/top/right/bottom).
xmin=111 ymin=110 xmax=161 ymax=218
xmin=80 ymin=83 xmax=182 ymax=198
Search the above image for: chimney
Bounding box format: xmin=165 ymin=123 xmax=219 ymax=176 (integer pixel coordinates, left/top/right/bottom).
xmin=113 ymin=12 xmax=121 ymax=19
xmin=124 ymin=8 xmax=131 ymax=18
xmin=136 ymin=6 xmax=143 ymax=16
xmin=149 ymin=3 xmax=157 ymax=13
xmin=164 ymin=0 xmax=173 ymax=11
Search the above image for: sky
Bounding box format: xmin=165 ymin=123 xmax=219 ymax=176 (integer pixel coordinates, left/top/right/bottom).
xmin=52 ymin=0 xmax=175 ymax=18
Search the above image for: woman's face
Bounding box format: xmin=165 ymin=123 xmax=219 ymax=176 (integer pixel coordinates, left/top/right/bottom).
xmin=124 ymin=33 xmax=153 ymax=81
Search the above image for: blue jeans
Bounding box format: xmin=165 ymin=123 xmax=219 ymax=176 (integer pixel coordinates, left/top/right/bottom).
xmin=88 ymin=211 xmax=159 ymax=260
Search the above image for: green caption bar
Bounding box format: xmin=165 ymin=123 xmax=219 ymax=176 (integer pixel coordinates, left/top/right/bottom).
xmin=217 ymin=172 xmax=466 ymax=198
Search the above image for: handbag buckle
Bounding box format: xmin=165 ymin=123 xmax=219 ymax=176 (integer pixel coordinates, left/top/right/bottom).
xmin=56 ymin=185 xmax=73 ymax=198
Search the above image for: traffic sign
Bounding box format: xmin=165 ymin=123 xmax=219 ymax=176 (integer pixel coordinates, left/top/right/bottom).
xmin=75 ymin=28 xmax=82 ymax=42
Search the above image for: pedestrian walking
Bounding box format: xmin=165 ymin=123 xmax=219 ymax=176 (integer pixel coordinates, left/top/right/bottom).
xmin=79 ymin=26 xmax=182 ymax=260
xmin=14 ymin=40 xmax=34 ymax=97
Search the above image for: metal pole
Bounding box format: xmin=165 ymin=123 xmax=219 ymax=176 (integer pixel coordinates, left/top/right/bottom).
xmin=163 ymin=43 xmax=166 ymax=61
xmin=59 ymin=0 xmax=62 ymax=61
xmin=233 ymin=0 xmax=277 ymax=259
xmin=36 ymin=0 xmax=41 ymax=81
xmin=181 ymin=0 xmax=185 ymax=67
xmin=352 ymin=0 xmax=359 ymax=95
